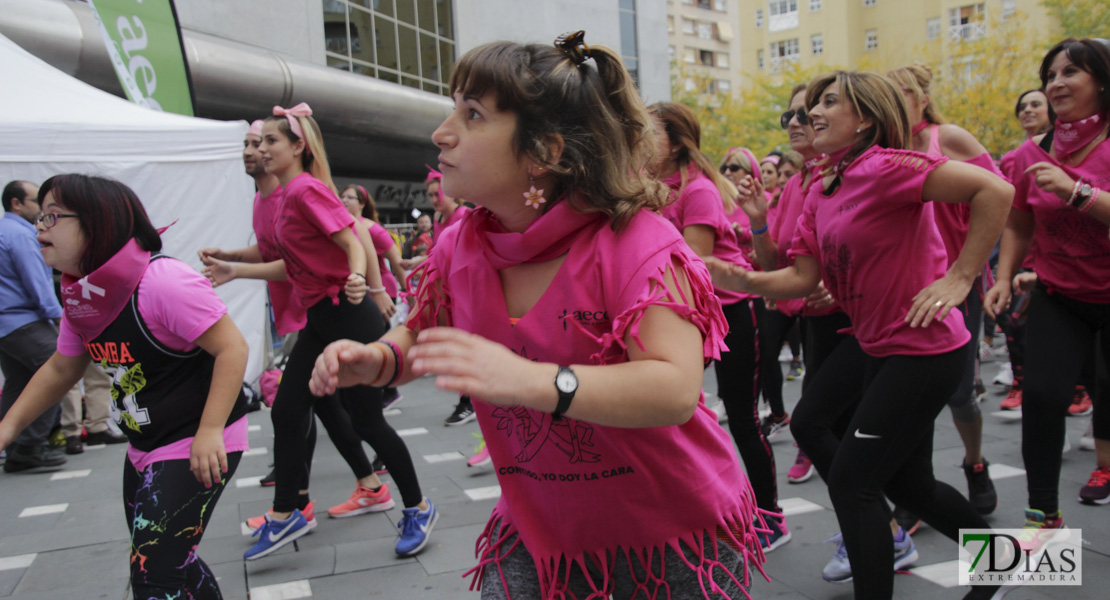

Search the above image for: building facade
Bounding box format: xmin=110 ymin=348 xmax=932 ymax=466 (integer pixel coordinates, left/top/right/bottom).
xmin=736 ymin=0 xmax=1053 ymax=85
xmin=667 ymin=0 xmax=744 ymax=96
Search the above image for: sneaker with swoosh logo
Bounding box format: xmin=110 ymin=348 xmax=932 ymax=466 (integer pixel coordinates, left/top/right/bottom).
xmin=395 ymin=498 xmax=439 ymax=557
xmin=243 ymin=509 xmax=312 ymax=561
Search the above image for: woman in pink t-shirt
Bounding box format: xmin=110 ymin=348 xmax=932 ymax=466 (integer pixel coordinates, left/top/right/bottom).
xmin=0 ymin=174 xmax=250 ymax=600
xmin=984 ymin=38 xmax=1110 ymax=533
xmin=710 ymin=70 xmax=1013 ymax=600
xmin=244 ymin=105 xmax=434 ymax=561
xmin=338 ymin=184 xmax=398 ymax=322
xmin=651 ymin=103 xmax=789 ymax=554
xmin=309 ymin=34 xmax=763 ymax=599
xmin=888 ymin=63 xmax=1004 ymax=518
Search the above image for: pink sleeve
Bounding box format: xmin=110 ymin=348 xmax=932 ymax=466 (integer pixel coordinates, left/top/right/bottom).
xmin=677 ymin=185 xmax=725 ymax=229
xmin=787 ymin=194 xmax=819 ymax=261
xmin=368 ymin=223 xmax=394 ymax=256
xmin=298 ymin=185 xmax=356 ymax=237
xmin=57 ymin=318 xmax=87 ymax=357
xmin=137 ymin=260 xmax=228 ymax=352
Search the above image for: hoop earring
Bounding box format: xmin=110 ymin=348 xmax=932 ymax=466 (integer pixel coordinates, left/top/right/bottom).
xmin=523 ymin=175 xmax=546 ymax=210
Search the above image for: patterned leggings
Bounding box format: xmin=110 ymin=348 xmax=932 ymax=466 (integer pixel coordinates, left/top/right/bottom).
xmin=123 ymin=452 xmax=241 ymax=600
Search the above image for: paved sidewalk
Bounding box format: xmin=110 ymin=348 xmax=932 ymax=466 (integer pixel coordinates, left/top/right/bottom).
xmin=0 ymin=358 xmax=1107 ymax=599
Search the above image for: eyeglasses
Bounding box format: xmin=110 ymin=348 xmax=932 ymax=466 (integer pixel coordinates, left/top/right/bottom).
xmin=35 ymin=213 xmax=78 ymax=229
xmin=780 ymin=108 xmax=809 ymax=129
xmin=719 ymin=164 xmax=747 ymax=174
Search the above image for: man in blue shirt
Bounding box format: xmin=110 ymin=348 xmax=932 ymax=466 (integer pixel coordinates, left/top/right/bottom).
xmin=0 ymin=180 xmax=66 ymax=473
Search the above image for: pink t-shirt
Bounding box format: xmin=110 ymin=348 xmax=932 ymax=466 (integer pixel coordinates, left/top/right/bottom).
xmin=365 ymin=219 xmax=400 ymax=298
xmin=58 ymin=258 xmax=249 ymax=470
xmin=253 ymin=186 xmax=306 ymax=336
xmin=662 ymin=168 xmax=755 ymax=305
xmin=790 ymin=146 xmax=970 ymax=357
xmin=1009 ymin=136 xmax=1110 ymax=302
xmin=433 ymin=205 xmax=471 ymax=247
xmin=724 ymin=190 xmax=775 ymax=251
xmin=769 ymin=171 xmax=844 ymax=318
xmin=1000 ymin=147 xmax=1037 ymax=270
xmin=274 ymin=173 xmax=356 ymax=308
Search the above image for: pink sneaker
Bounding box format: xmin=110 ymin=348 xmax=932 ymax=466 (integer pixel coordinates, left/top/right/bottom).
xmin=246 ymin=501 xmax=317 ymax=532
xmin=328 ymin=483 xmax=396 ymax=518
xmin=787 ymin=448 xmax=816 ymax=483
xmin=468 ymin=439 xmax=491 ymax=468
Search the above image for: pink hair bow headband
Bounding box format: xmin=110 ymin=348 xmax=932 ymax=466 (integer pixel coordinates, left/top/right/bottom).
xmin=425 ymin=165 xmax=444 ymax=203
xmin=273 ymin=103 xmax=313 ymax=139
xmin=761 ymin=155 xmax=780 ymax=166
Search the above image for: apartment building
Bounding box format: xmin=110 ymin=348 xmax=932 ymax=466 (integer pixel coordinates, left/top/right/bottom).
xmin=737 ymin=0 xmax=1054 ymax=85
xmin=667 ymin=0 xmax=743 ymax=95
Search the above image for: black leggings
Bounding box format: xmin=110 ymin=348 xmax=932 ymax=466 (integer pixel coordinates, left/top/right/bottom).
xmin=272 ymin=293 xmax=423 ymax=511
xmin=790 ymin=312 xmax=866 ymax=482
xmin=124 ymin=452 xmax=241 ymax=600
xmin=1022 ymin=286 xmax=1110 ymax=514
xmin=829 ymin=346 xmax=990 ymax=600
xmin=716 ymin=299 xmax=778 ymax=512
xmin=759 ymin=307 xmax=799 ymax=417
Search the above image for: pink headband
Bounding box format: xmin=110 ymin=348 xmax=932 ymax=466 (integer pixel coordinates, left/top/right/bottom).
xmin=425 ymin=165 xmax=445 ymax=203
xmin=247 ymin=119 xmax=264 ymax=139
xmin=273 ymin=103 xmax=312 ymax=139
xmin=357 ymin=185 xmax=368 ymax=200
xmin=761 ymin=155 xmax=780 ymax=166
xmin=728 ymin=147 xmax=762 ymax=184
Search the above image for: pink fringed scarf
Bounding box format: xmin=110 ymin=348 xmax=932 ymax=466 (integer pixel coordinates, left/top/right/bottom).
xmin=60 ymin=239 xmax=150 ymax=344
xmin=407 ymin=201 xmax=766 ymax=599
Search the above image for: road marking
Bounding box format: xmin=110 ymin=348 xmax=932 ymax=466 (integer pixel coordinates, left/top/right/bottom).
xmin=779 ymin=497 xmax=826 ymax=516
xmin=909 ymin=560 xmax=960 ymax=587
xmin=243 ymin=447 xmax=269 ymax=457
xmin=0 ymin=554 xmax=36 ymax=571
xmin=383 ymin=408 xmax=402 ymax=417
xmin=423 ymin=452 xmax=465 ymax=464
xmin=465 ymin=486 xmax=502 ymax=501
xmin=397 ymin=427 xmax=428 ymax=438
xmin=248 ymin=425 xmax=262 ymax=432
xmin=235 ymin=476 xmax=264 ymax=488
xmin=249 ymin=580 xmax=312 ymax=600
xmin=19 ymin=504 xmax=68 ymax=518
xmin=50 ymin=469 xmax=91 ymax=480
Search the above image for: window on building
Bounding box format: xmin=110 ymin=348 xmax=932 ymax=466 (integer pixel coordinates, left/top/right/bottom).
xmin=811 ymin=33 xmax=823 ymax=55
xmin=667 ymin=15 xmax=675 ymax=34
xmin=1001 ymin=0 xmax=1016 ymax=20
xmin=696 ymin=21 xmax=714 ymax=40
xmin=669 ymin=45 xmax=675 ymax=60
xmin=714 ymin=0 xmax=728 ymax=11
xmin=682 ymin=0 xmax=694 ymax=5
xmin=926 ymin=17 xmax=941 ymax=40
xmin=863 ymin=0 xmax=876 ymax=6
xmin=809 ymin=0 xmax=822 ymax=10
xmin=717 ymin=79 xmax=732 ymax=94
xmin=948 ymin=4 xmax=985 ymax=42
xmin=769 ymin=38 xmax=799 ymax=72
xmin=619 ymin=0 xmax=640 ymax=87
xmin=717 ymin=52 xmax=730 ymax=68
xmin=700 ymin=49 xmax=715 ymax=66
xmin=683 ymin=47 xmax=697 ymax=64
xmin=769 ymin=0 xmax=799 ymax=16
xmin=697 ymin=0 xmax=711 ymax=9
xmin=682 ymin=18 xmax=696 ymax=35
xmin=755 ymin=9 xmax=763 ymax=28
xmin=865 ymin=29 xmax=878 ymax=51
xmin=324 ymin=0 xmax=455 ymax=96
xmin=769 ymin=0 xmax=799 ymax=32
xmin=757 ymin=49 xmax=765 ymax=69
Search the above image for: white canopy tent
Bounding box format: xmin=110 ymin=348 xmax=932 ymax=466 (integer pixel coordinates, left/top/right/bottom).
xmin=0 ymin=33 xmax=267 ymax=384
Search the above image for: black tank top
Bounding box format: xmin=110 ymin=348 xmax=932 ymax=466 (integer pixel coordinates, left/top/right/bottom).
xmin=86 ymin=255 xmax=247 ymax=452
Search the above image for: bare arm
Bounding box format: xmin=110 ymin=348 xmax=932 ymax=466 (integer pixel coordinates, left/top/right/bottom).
xmin=682 ymin=225 xmax=715 ymax=258
xmin=984 ymin=209 xmax=1035 ymax=319
xmin=383 ymin=245 xmax=407 ymax=293
xmin=203 ymin=258 xmax=288 ymax=287
xmin=905 ymin=160 xmax=1013 ymax=327
xmin=735 ymin=175 xmax=779 ymax=271
xmin=198 ymin=245 xmax=263 ymax=265
xmin=705 ymin=254 xmax=822 ymax=300
xmin=331 ymin=227 xmax=368 ymax=305
xmin=189 ymin=314 xmax=249 ymax=487
xmin=0 ymin=352 xmax=91 ymax=449
xmin=353 ymin=221 xmax=394 ymax=320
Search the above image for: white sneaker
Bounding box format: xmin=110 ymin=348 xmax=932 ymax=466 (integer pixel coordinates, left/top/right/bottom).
xmin=992 ymin=363 xmax=1014 ymax=386
xmin=1063 ymin=436 xmax=1071 ymax=453
xmin=1080 ymin=420 xmax=1095 ymax=451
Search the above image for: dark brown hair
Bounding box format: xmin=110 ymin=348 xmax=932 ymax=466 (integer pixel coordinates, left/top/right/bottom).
xmin=1040 ymin=38 xmax=1110 ymax=117
xmin=38 ymin=174 xmax=161 ymax=276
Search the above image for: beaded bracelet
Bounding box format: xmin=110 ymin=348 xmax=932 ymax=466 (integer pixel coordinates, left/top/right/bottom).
xmin=1066 ymin=179 xmax=1083 ymax=207
xmin=368 ymin=286 xmax=387 ymax=294
xmin=1079 ymin=187 xmax=1100 ymax=214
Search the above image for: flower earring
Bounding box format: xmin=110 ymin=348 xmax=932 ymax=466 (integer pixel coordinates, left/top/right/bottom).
xmin=524 ymin=174 xmax=546 ymax=210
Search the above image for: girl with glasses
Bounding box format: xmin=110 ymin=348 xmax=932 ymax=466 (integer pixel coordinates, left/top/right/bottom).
xmin=1 ymin=174 xmax=251 ymax=600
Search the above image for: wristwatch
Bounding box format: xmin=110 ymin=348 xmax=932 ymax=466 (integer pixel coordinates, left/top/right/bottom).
xmin=1073 ymin=182 xmax=1094 ymax=208
xmin=553 ymin=366 xmax=578 ymax=419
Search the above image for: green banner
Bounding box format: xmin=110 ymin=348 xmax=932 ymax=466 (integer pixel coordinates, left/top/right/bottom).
xmin=87 ymin=0 xmax=194 ymax=116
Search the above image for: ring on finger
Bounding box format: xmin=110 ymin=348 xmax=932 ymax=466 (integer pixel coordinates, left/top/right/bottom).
xmin=933 ymin=300 xmax=944 ymax=307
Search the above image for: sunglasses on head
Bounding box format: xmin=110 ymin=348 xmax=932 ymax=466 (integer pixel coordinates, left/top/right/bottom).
xmin=780 ymin=108 xmax=809 ymax=129
xmin=720 ymin=164 xmax=746 ymax=174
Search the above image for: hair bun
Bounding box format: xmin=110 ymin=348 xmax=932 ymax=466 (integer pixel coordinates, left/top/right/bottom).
xmin=555 ymin=30 xmax=591 ymax=65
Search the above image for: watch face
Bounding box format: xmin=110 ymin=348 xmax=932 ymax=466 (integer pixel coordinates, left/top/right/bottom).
xmin=1081 ymin=184 xmax=1093 ymax=197
xmin=556 ymin=369 xmax=577 ymax=393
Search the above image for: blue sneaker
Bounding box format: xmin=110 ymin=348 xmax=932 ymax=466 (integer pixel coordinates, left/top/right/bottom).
xmin=756 ymin=514 xmax=792 ymax=553
xmin=244 ymin=509 xmax=312 ymax=561
xmin=395 ymin=499 xmax=438 ymax=557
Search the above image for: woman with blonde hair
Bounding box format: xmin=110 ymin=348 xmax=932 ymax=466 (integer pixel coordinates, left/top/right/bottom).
xmin=244 ymin=104 xmax=434 ymax=560
xmin=710 ymin=70 xmax=1012 ymax=599
xmin=652 ymin=102 xmax=790 ymax=553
